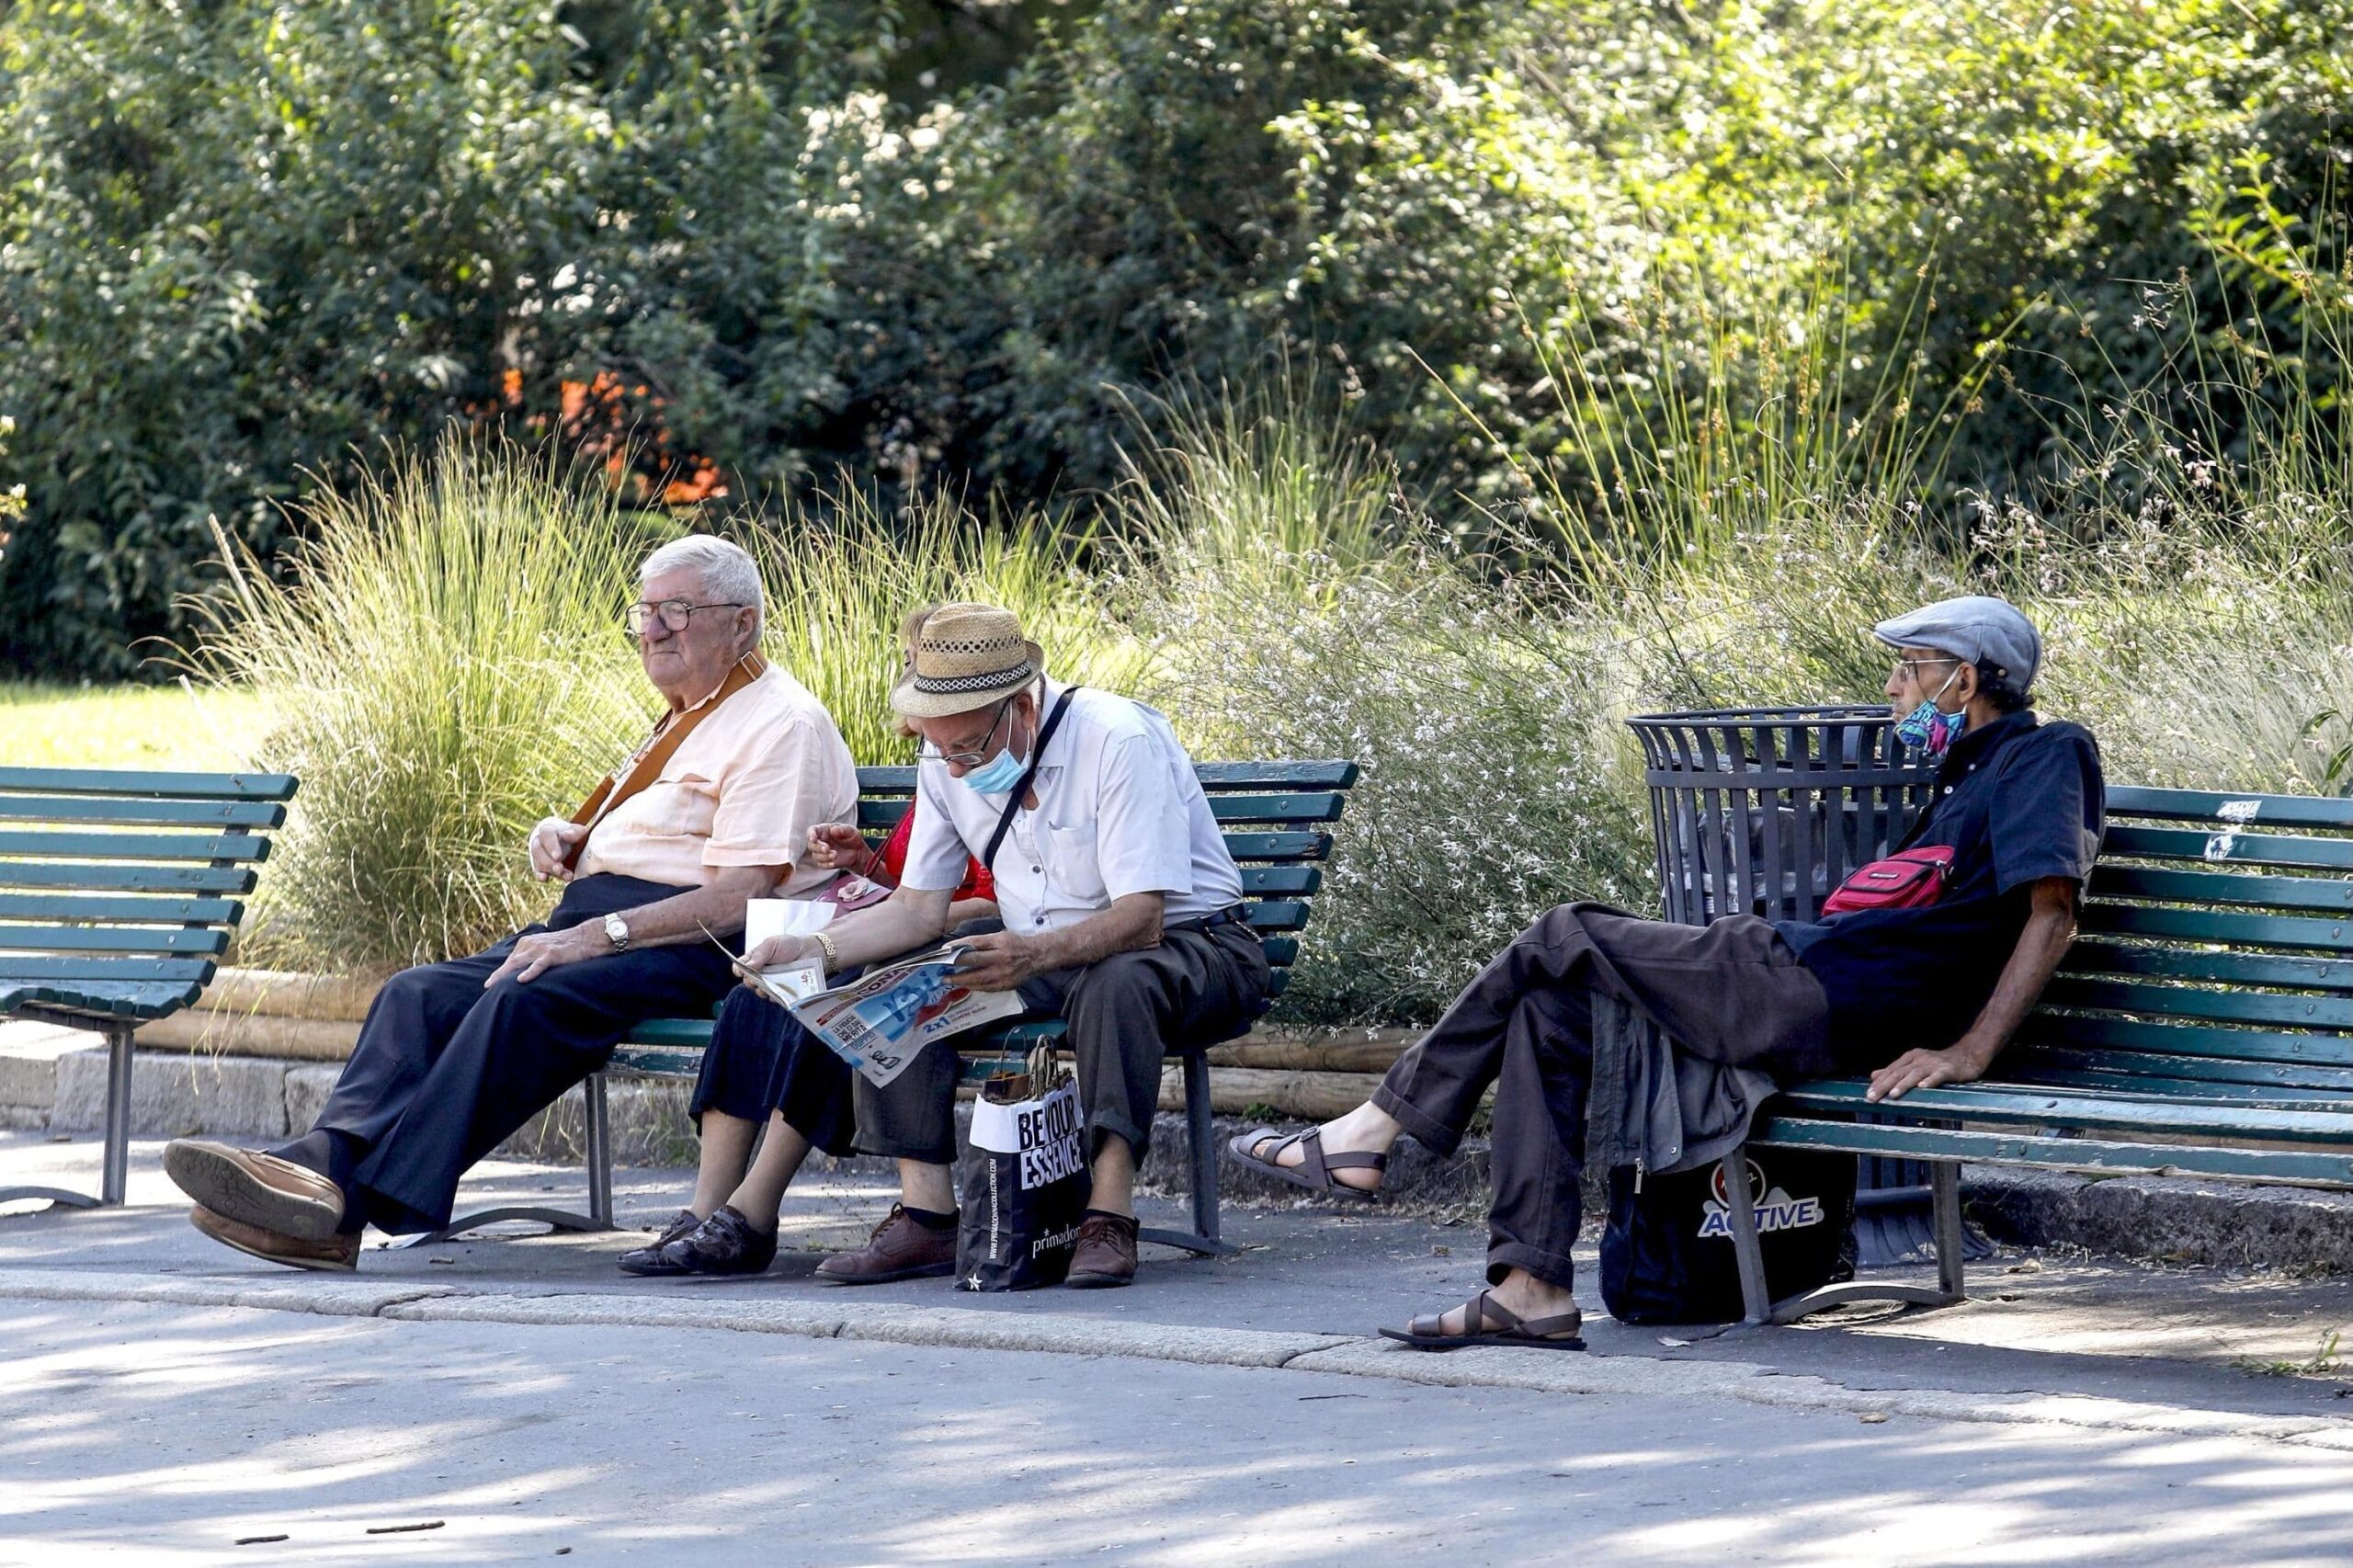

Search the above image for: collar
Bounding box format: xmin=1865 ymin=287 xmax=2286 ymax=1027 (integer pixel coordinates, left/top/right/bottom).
xmin=1936 ymin=707 xmax=2039 ymax=782
xmin=665 ymin=653 xmax=768 ymax=719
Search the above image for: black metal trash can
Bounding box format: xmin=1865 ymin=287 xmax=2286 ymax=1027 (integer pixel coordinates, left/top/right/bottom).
xmin=1625 ymin=706 xmax=1988 ymax=1266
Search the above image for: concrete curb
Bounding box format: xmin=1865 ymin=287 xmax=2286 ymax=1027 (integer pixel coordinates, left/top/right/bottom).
xmin=6 ymin=1267 xmax=2353 ymax=1453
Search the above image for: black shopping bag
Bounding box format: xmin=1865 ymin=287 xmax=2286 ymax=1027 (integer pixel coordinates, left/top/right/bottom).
xmin=955 ymin=1051 xmax=1088 ymax=1291
xmin=1598 ymin=1148 xmax=1857 ymax=1324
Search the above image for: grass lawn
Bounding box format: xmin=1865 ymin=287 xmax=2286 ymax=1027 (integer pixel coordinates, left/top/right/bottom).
xmin=0 ymin=681 xmax=275 ymax=771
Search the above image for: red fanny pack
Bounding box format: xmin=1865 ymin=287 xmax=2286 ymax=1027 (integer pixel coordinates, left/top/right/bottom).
xmin=1821 ymin=845 xmax=1955 ymax=915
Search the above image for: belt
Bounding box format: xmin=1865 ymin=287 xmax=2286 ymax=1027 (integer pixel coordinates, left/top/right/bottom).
xmin=1168 ymin=904 xmax=1251 ymax=933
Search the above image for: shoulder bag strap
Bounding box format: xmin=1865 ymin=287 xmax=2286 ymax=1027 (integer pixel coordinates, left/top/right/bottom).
xmin=982 ymin=686 xmax=1079 ymax=873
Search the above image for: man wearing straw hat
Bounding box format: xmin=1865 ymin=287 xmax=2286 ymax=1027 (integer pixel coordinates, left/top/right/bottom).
xmin=162 ymin=536 xmax=858 ymax=1270
xmin=742 ymin=601 xmax=1270 ymax=1289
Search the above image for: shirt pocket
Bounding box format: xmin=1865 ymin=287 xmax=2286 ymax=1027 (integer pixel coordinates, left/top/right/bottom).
xmin=633 ymin=773 xmax=720 ymax=839
xmin=1041 ymin=820 xmax=1108 ymax=907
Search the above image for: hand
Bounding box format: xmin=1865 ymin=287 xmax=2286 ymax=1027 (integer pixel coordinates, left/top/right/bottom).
xmin=807 ymin=824 xmax=869 ymax=871
xmin=946 ymin=930 xmax=1044 ymax=994
xmin=486 ymin=923 xmax=608 ymax=988
xmin=740 ymin=935 xmax=814 ymax=991
xmin=529 ymin=817 xmax=589 ymax=882
xmin=1866 ymin=1040 xmax=1995 ymax=1103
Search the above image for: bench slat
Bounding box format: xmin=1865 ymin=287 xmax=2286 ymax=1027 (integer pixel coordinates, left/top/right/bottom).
xmin=2089 ymin=864 xmax=2353 ymax=915
xmin=1239 ymin=867 xmax=1320 ymax=896
xmin=0 ymin=796 xmax=288 ymax=829
xmin=0 ymin=767 xmax=300 ymax=803
xmin=2107 ymin=786 xmax=2353 ymax=830
xmin=1246 ymin=900 xmax=1309 ymax=933
xmin=2005 ymin=1043 xmax=2353 ymax=1092
xmin=0 ymin=977 xmax=208 ymax=1020
xmin=0 ymin=956 xmax=218 ymax=982
xmin=0 ymin=831 xmax=271 ymax=864
xmin=2018 ymin=1011 xmax=2353 ymax=1067
xmin=2076 ymin=903 xmax=2353 ymax=954
xmin=1774 ymin=1079 xmax=2353 ymax=1142
xmin=0 ymin=893 xmax=241 ymax=926
xmin=2040 ymin=974 xmax=2353 ymax=1030
xmin=1222 ymin=832 xmax=1333 ymax=862
xmin=2060 ymin=939 xmax=2353 ymax=993
xmin=1751 ymin=1116 xmax=2353 ymax=1186
xmin=2002 ymin=1066 xmax=2353 ymax=1108
xmin=0 ymin=862 xmax=260 ymax=895
xmin=2102 ymin=824 xmax=2353 ymax=871
xmin=0 ymin=926 xmax=230 ymax=956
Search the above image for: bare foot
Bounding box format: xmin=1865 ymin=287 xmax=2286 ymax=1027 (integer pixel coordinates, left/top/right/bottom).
xmin=1423 ymin=1267 xmax=1579 ymax=1336
xmin=1239 ymin=1101 xmax=1401 ymax=1194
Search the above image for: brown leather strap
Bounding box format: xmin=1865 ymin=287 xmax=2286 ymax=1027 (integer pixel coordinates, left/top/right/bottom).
xmin=561 ymin=653 xmax=769 ymax=869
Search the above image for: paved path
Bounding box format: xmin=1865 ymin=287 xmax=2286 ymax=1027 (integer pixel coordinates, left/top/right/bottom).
xmin=9 ymin=1298 xmax=2353 ymax=1566
xmin=7 ymin=1134 xmax=2353 ymax=1562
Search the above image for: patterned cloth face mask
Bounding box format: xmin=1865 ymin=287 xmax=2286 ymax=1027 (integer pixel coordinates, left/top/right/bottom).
xmin=1894 ymin=664 xmax=1968 ymax=756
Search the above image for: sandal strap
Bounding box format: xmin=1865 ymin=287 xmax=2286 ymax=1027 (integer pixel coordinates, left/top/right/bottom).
xmin=1317 ymin=1150 xmax=1388 ymax=1173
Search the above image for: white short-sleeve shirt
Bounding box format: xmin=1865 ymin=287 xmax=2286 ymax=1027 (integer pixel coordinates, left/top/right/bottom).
xmin=900 ymin=682 xmax=1244 ymax=932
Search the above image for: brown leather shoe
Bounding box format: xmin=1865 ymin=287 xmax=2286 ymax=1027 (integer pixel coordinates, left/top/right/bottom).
xmin=189 ymin=1205 xmax=358 ymax=1272
xmin=1066 ymin=1211 xmax=1138 ymax=1290
xmin=165 ymin=1140 xmax=344 ymax=1240
xmin=813 ymin=1204 xmax=956 ymax=1285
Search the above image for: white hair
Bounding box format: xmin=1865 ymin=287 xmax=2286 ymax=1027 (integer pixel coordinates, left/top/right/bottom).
xmin=640 ymin=535 xmax=763 ymax=635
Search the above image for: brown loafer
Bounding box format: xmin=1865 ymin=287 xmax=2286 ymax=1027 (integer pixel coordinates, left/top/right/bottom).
xmin=1065 ymin=1211 xmax=1138 ymax=1290
xmin=165 ymin=1140 xmax=345 ymax=1240
xmin=189 ymin=1205 xmax=358 ymax=1272
xmin=813 ymin=1204 xmax=956 ymax=1286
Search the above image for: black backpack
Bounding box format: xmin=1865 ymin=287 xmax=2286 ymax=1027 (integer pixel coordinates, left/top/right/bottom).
xmin=1598 ymin=1147 xmax=1858 ymax=1324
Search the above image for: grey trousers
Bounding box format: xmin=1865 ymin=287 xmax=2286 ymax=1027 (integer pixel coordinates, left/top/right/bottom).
xmin=852 ymin=917 xmax=1270 ymax=1165
xmin=1372 ymin=903 xmax=1829 ymax=1291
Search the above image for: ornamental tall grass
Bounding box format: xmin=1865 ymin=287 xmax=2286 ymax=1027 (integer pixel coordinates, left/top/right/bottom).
xmin=189 ymin=439 xmax=650 ymax=971
xmin=744 ymin=483 xmax=1143 ymax=765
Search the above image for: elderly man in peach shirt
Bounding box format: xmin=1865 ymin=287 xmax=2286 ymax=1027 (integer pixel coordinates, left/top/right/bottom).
xmin=164 ymin=536 xmax=858 ymax=1270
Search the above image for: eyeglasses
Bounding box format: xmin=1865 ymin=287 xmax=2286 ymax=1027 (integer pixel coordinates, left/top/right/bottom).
xmin=1891 ymin=657 xmax=1961 ymax=682
xmin=625 ymin=599 xmax=747 ymax=635
xmin=917 ymin=700 xmax=1013 ymax=767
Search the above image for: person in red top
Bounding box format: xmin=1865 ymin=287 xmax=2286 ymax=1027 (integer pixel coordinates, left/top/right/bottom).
xmin=617 ymin=608 xmax=995 ymax=1277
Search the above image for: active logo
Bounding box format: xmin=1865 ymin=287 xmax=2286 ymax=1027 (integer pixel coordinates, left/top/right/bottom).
xmin=1696 ymin=1156 xmax=1824 ymax=1240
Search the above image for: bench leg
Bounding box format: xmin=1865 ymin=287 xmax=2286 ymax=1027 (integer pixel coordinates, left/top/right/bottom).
xmin=1137 ymin=1047 xmax=1234 ymax=1259
xmin=0 ymin=1017 xmax=133 ymax=1214
xmin=102 ymin=1019 xmax=133 ymax=1206
xmin=396 ymin=1074 xmax=620 ymax=1246
xmin=585 ymin=1071 xmax=614 ymax=1229
xmin=1722 ymin=1147 xmax=1775 ymax=1327
xmin=1733 ymin=1155 xmax=1970 ymax=1328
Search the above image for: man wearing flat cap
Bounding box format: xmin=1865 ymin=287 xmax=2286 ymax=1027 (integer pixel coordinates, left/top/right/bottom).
xmin=740 ymin=602 xmax=1269 ymax=1288
xmin=1233 ymin=594 xmax=2102 ymax=1349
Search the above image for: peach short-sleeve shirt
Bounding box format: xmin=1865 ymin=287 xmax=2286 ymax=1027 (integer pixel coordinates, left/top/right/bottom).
xmin=575 ymin=665 xmax=858 ymax=894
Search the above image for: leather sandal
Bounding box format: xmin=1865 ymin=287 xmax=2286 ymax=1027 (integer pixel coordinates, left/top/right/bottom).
xmin=1380 ymin=1290 xmax=1586 ymax=1353
xmin=1226 ymin=1126 xmax=1385 ymax=1200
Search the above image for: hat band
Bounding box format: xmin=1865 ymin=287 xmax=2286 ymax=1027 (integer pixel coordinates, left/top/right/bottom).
xmin=912 ymin=662 xmax=1034 ymax=696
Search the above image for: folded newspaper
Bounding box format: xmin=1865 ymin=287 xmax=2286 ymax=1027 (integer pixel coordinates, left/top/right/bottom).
xmin=757 ymin=945 xmax=1022 ymax=1088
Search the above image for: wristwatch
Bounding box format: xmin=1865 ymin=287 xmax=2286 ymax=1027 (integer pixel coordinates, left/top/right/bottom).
xmin=603 ymin=913 xmax=631 ymax=953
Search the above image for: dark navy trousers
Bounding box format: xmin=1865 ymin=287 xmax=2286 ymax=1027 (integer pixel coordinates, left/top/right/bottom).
xmin=301 ymin=874 xmax=737 ymax=1233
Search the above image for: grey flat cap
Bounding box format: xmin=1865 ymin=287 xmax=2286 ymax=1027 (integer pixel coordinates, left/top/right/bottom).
xmin=1872 ymin=595 xmax=2041 ymax=690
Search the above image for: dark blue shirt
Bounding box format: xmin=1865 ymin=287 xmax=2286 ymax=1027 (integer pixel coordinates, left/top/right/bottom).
xmin=1775 ymin=710 xmax=2105 ymax=1068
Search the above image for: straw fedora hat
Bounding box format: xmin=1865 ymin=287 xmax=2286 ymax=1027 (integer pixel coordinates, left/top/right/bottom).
xmin=890 ymin=602 xmax=1047 ymax=719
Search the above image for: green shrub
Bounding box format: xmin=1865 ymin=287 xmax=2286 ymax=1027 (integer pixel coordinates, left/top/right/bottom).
xmin=190 ymin=439 xmax=649 ymax=971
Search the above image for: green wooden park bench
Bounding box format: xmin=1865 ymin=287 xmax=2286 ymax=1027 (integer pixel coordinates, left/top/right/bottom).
xmin=0 ymin=766 xmax=298 ymax=1210
xmin=425 ymin=759 xmax=1359 ymax=1254
xmin=1722 ymin=782 xmax=2353 ymax=1326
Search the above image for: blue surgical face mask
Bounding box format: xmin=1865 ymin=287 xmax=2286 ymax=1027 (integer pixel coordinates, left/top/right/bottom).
xmin=1894 ymin=665 xmax=1967 ymax=756
xmin=958 ymin=738 xmax=1028 ymax=797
